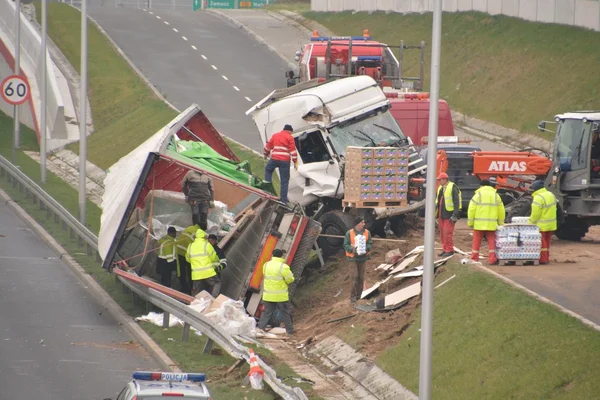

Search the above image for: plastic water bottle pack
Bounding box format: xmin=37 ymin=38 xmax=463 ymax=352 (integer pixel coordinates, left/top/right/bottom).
xmin=496 ymin=223 xmax=541 ymax=260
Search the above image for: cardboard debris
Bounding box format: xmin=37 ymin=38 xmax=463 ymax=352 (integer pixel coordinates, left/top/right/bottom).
xmin=361 ymin=276 xmax=392 ymax=299
xmin=383 ymin=281 xmax=421 ymax=308
xmin=388 ymin=254 xmax=419 ymax=275
xmin=375 ymin=263 xmax=394 ymax=271
xmin=393 ymin=270 xmax=424 ymax=279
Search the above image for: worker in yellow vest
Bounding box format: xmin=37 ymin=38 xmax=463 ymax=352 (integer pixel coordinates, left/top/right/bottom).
xmin=467 ymin=180 xmax=505 ymax=265
xmin=343 ymin=216 xmax=372 ymax=304
xmin=435 ymin=172 xmax=462 ymax=257
xmin=185 ymin=228 xmax=221 ymax=297
xmin=528 ymin=180 xmax=557 ymax=265
xmin=257 ymin=249 xmax=295 ymax=335
xmin=156 ymin=226 xmax=178 ymax=288
xmin=175 ymin=224 xmax=199 ymax=295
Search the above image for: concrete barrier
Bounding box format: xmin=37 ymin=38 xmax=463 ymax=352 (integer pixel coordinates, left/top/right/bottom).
xmin=310 ymin=0 xmax=600 ymax=32
xmin=0 ymin=0 xmax=72 ymax=151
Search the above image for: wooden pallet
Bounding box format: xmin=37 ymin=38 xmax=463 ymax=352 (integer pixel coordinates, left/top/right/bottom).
xmin=499 ymin=259 xmax=539 ymax=266
xmin=343 ymin=199 xmax=408 ymax=208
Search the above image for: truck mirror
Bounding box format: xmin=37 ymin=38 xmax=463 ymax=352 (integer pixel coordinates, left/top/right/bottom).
xmin=295 ymin=56 xmax=300 ymax=62
xmin=538 ymin=121 xmax=546 ymax=132
xmin=285 ymin=70 xmax=295 ymax=79
xmin=295 ymin=50 xmax=302 ymax=57
xmin=328 ymin=159 xmax=335 ymax=165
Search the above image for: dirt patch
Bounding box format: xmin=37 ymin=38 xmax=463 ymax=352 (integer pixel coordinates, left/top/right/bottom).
xmin=291 ymin=226 xmax=447 ymax=358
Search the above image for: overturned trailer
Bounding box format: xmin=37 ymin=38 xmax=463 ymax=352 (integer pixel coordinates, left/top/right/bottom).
xmin=99 ymin=105 xmax=321 ymax=315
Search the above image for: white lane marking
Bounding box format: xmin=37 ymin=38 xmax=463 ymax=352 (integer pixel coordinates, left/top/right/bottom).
xmin=156 ymin=15 xmax=161 ymax=19
xmin=233 ymin=86 xmax=240 ymax=91
xmin=182 ymin=36 xmax=188 ymax=41
xmin=222 ymin=75 xmax=228 ymax=81
xmin=211 ymin=65 xmax=218 ymax=70
xmin=173 ymin=28 xmax=179 ymax=33
xmin=191 ymin=45 xmax=197 ymax=50
xmin=164 ymin=21 xmax=169 ymax=25
xmin=201 ymin=55 xmax=207 ymax=60
xmin=245 ymin=96 xmax=252 ymax=102
xmin=142 ymin=8 xmax=147 ymax=11
xmin=148 ymin=11 xmax=153 ymax=14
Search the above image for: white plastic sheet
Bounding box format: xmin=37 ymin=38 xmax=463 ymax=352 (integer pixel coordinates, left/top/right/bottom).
xmin=99 ymin=105 xmax=201 ymax=261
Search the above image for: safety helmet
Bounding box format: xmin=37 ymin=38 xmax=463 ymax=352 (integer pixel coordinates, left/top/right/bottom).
xmin=436 ymin=173 xmax=449 ymax=180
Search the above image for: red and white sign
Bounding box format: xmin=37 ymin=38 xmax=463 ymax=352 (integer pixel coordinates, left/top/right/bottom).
xmin=1 ymin=75 xmax=31 ymax=106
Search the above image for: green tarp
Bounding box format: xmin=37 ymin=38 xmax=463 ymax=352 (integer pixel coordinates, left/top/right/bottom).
xmin=166 ymin=139 xmax=276 ymax=195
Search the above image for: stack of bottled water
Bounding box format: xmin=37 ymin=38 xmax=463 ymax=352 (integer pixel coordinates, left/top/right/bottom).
xmin=355 ymin=234 xmax=367 ymax=256
xmin=496 ymin=217 xmax=541 ymax=261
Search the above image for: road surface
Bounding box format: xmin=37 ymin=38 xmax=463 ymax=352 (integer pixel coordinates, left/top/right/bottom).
xmin=88 ymin=5 xmax=289 ymax=152
xmin=0 ymin=202 xmax=158 ymax=399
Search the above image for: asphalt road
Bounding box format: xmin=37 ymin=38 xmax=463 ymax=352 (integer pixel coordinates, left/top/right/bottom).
xmin=88 ymin=5 xmax=289 ymax=152
xmin=0 ymin=202 xmax=158 ymax=399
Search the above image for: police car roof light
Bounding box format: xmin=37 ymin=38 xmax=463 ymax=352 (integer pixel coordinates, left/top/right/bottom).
xmin=310 ymin=35 xmax=372 ymax=42
xmin=133 ymin=371 xmax=206 ymax=383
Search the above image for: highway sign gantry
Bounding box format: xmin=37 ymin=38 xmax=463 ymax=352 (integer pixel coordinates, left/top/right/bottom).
xmin=1 ymin=75 xmax=31 ymax=106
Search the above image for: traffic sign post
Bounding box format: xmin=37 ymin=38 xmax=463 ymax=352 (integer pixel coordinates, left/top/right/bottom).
xmin=2 ymin=74 xmax=31 ymax=164
xmin=13 ymin=0 xmax=22 ymax=165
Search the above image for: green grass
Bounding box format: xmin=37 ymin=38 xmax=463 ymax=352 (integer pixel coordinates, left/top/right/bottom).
xmin=376 ymin=263 xmax=600 ymax=399
xmin=296 ymin=11 xmax=600 ymax=136
xmin=0 ymin=113 xmax=103 ymax=232
xmin=35 ymin=2 xmax=179 ymax=170
xmin=265 ymin=1 xmax=310 ymax=13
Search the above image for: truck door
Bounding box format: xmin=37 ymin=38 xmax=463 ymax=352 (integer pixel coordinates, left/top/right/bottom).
xmin=294 ymin=130 xmax=342 ymax=198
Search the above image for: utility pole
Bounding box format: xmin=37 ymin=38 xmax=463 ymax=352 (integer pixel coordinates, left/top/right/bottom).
xmin=40 ymin=0 xmax=47 ymax=183
xmin=418 ymin=0 xmax=443 ymax=399
xmin=79 ymin=0 xmax=88 ymax=225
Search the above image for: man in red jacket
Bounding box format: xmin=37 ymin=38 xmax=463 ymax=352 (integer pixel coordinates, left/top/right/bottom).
xmin=264 ymin=124 xmax=298 ymax=204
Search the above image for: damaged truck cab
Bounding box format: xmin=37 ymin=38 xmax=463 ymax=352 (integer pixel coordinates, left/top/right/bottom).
xmin=246 ymin=76 xmax=428 ymax=256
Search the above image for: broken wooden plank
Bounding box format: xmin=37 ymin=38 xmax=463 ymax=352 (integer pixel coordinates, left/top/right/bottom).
xmin=388 ymin=254 xmax=419 ymax=275
xmin=384 ymin=282 xmax=422 ymax=308
xmin=393 ymin=270 xmax=424 ymax=279
xmin=375 ymin=263 xmax=393 ymax=271
xmin=435 ymin=274 xmax=457 ymax=289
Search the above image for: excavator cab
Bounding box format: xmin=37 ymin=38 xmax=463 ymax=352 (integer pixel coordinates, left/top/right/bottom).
xmin=538 ymin=113 xmax=600 ymax=240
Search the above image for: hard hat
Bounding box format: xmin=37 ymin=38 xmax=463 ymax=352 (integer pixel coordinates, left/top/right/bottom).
xmin=531 ymin=180 xmax=545 ymax=191
xmin=436 ymin=173 xmax=449 ymax=180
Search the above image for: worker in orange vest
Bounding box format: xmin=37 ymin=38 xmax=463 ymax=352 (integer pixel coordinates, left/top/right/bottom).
xmin=263 ymin=124 xmax=298 ymax=205
xmin=343 ymin=216 xmax=372 ymax=304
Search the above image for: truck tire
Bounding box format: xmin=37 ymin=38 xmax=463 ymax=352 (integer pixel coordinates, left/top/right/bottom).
xmin=555 ymin=217 xmax=589 ymax=241
xmin=504 ymin=195 xmax=532 ymax=223
xmin=317 ymin=210 xmax=356 ymax=258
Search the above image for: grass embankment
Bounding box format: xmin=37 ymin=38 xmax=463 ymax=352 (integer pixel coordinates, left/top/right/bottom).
xmin=296 ymin=9 xmax=600 ymax=136
xmin=299 ymin=259 xmax=600 ymax=398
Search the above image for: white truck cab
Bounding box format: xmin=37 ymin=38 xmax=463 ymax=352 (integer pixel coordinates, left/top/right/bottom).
xmin=246 ymin=76 xmax=427 ymax=256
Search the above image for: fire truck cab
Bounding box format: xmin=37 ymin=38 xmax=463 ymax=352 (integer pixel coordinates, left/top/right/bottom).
xmin=286 ymin=30 xmax=424 ymax=92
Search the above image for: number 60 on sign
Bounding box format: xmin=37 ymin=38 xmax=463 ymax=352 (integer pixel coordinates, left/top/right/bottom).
xmin=1 ymin=75 xmax=31 ymax=106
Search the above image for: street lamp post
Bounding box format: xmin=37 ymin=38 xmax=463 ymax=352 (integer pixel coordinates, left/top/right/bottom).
xmin=40 ymin=0 xmax=47 ymax=183
xmin=79 ymin=0 xmax=88 ymax=225
xmin=418 ymin=0 xmax=443 ymax=399
xmin=12 ymin=0 xmax=22 ymax=165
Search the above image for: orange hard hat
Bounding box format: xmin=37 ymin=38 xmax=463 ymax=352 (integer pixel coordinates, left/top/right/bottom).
xmin=436 ymin=173 xmax=449 ymax=180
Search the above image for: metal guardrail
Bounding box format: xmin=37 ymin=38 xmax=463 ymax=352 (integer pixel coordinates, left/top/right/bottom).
xmin=0 ymin=155 xmax=100 ymax=257
xmin=0 ymin=154 xmax=308 ymax=400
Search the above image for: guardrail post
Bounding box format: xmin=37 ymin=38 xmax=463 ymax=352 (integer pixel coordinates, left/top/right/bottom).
xmin=162 ymin=312 xmax=170 ymax=328
xmin=202 ymin=338 xmax=214 ymax=354
xmin=87 ymin=243 xmax=92 ymax=256
xmin=181 ymin=323 xmax=191 ymax=342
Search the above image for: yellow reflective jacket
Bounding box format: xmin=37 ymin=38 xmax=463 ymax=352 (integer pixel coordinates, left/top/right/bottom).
xmin=528 ymin=188 xmax=557 ymax=232
xmin=176 ymin=224 xmax=199 ymax=257
xmin=467 ymin=186 xmax=505 ymax=231
xmin=185 ymin=229 xmax=219 ymax=281
xmin=158 ymin=235 xmax=177 ymax=263
xmin=436 ymin=181 xmax=462 ymax=212
xmin=262 ymin=257 xmax=295 ymax=302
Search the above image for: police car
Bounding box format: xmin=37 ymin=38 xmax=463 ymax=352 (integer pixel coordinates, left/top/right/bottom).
xmin=105 ymin=371 xmax=212 ymax=399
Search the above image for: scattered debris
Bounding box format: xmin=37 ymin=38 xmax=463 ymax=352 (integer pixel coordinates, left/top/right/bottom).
xmin=326 ymin=314 xmax=358 ymax=324
xmin=385 ymin=248 xmax=403 ymax=264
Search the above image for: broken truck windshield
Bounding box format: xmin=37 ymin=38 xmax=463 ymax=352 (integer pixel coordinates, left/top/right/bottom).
xmin=328 ymin=110 xmax=407 ymax=156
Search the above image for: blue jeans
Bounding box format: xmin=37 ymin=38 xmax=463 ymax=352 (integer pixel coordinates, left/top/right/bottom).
xmin=265 ymin=159 xmax=290 ymax=203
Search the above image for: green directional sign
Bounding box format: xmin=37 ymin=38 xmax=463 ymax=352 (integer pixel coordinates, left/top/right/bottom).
xmin=192 ymin=0 xmax=201 ymax=10
xmin=239 ymin=0 xmax=267 ymax=7
xmin=206 ymin=0 xmax=234 ymax=8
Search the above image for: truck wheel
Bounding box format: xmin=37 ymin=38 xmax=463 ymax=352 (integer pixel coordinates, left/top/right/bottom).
xmin=504 ymin=195 xmax=532 ymax=223
xmin=317 ymin=210 xmax=355 ymax=258
xmin=555 ymin=217 xmax=589 ymax=241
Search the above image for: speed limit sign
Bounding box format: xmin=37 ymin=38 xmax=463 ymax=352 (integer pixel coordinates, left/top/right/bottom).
xmin=1 ymin=75 xmax=31 ymax=106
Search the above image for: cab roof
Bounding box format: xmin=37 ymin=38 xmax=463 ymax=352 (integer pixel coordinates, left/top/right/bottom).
xmin=555 ymin=111 xmax=600 ymax=121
